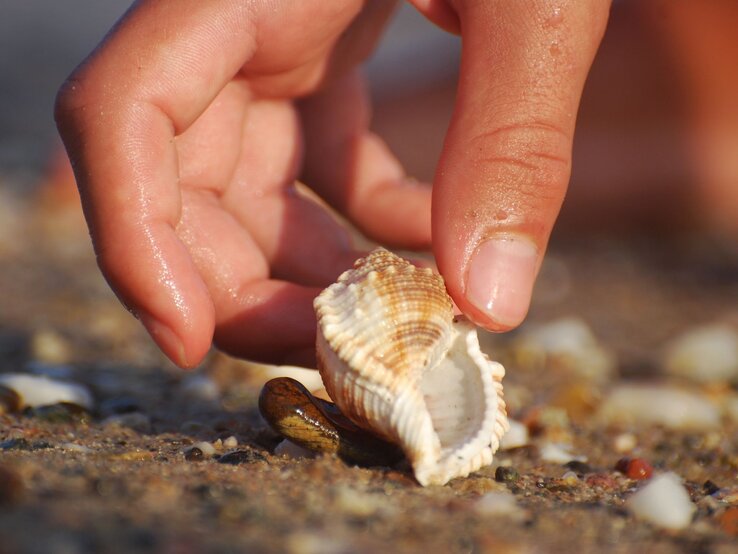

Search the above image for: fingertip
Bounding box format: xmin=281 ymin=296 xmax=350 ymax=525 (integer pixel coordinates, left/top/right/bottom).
xmin=461 ymin=234 xmax=539 ymax=331
xmin=139 ymin=307 xmax=214 ymax=369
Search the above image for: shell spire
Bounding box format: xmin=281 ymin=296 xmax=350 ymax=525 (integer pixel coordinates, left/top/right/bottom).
xmin=315 ymin=248 xmax=508 ymax=486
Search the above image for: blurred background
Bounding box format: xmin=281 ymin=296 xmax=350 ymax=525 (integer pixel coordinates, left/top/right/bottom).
xmin=3 ymin=1 xmax=737 ymax=233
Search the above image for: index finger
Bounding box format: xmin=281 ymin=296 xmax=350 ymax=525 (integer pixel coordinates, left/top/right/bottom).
xmin=55 ymin=0 xmax=259 ymax=366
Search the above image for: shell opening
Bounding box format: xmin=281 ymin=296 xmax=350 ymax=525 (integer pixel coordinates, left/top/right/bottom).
xmin=412 ymin=320 xmax=507 ymax=485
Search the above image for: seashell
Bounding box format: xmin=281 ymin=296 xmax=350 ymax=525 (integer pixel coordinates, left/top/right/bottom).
xmin=315 ymin=248 xmax=508 ymax=486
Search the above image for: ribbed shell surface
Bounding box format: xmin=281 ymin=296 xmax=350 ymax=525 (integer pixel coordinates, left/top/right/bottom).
xmin=315 ymin=249 xmax=452 ymax=434
xmin=314 ymin=248 xmax=508 ymax=486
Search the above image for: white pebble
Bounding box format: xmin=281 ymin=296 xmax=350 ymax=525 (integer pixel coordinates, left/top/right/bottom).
xmin=598 ymin=384 xmax=720 ymax=430
xmin=223 ymin=435 xmax=238 ymax=449
xmin=626 ymin=473 xmax=696 ymax=530
xmin=664 ymin=324 xmax=738 ymax=383
xmin=475 ymin=491 xmax=526 ymax=521
xmin=499 ymin=419 xmax=529 ymax=450
xmin=59 ymin=442 xmax=93 ymax=453
xmin=190 ymin=441 xmax=216 ymax=457
xmin=613 ymin=432 xmax=638 ymax=453
xmin=274 ymin=439 xmax=315 ymax=459
xmin=514 ymin=317 xmax=615 ymax=380
xmin=539 ymin=442 xmax=587 ymax=464
xmin=0 ymin=373 xmax=93 ymax=410
xmin=30 ymin=330 xmax=72 ymax=365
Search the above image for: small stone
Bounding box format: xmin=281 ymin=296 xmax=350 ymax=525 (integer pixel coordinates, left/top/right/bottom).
xmin=475 ymin=490 xmax=526 ymax=521
xmin=598 ymin=384 xmax=720 ymax=430
xmin=585 ymin=473 xmax=617 ymax=490
xmin=719 ymin=507 xmax=738 ymax=536
xmin=564 ymin=460 xmax=593 ymax=475
xmin=0 ymin=465 xmax=24 ymax=505
xmin=218 ymin=449 xmax=267 ymax=465
xmin=184 ymin=447 xmax=204 ymax=462
xmin=703 ymin=480 xmax=721 ymax=495
xmin=0 ymin=385 xmax=21 ymax=414
xmin=513 ymin=317 xmax=616 ymax=381
xmin=0 ymin=373 xmax=93 ymax=410
xmin=191 ymin=441 xmax=216 ymax=457
xmin=561 ymin=471 xmax=579 ymax=485
xmin=222 ymin=436 xmax=238 ymax=449
xmin=626 ymin=473 xmax=696 ymax=530
xmin=28 ymin=402 xmax=92 ymax=424
xmin=540 ymin=442 xmax=586 ymax=465
xmin=59 ymin=442 xmax=93 ymax=454
xmin=663 ymin=324 xmax=738 ymax=383
xmin=615 ymin=457 xmax=653 ymax=480
xmin=495 ymin=466 xmax=519 ymax=483
xmin=613 ymin=432 xmax=637 ymax=454
xmin=499 ymin=419 xmax=529 ymax=450
xmin=30 ymin=329 xmax=72 ymax=364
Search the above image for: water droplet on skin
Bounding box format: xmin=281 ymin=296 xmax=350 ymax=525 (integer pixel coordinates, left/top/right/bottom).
xmin=545 ymin=7 xmax=563 ymax=27
xmin=550 ymin=41 xmax=561 ymax=57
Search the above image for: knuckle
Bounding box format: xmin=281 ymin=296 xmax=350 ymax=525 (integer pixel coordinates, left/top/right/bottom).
xmin=468 ymin=119 xmax=572 ymax=198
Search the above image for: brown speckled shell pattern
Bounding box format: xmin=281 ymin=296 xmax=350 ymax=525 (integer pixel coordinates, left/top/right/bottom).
xmin=314 ymin=248 xmax=507 ymax=485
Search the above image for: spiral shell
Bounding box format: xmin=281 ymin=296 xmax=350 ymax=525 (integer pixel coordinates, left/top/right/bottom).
xmin=315 ymin=248 xmax=508 ymax=486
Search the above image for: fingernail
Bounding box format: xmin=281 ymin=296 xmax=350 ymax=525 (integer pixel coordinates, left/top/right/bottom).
xmin=464 ymin=235 xmax=539 ymax=328
xmin=138 ymin=313 xmax=188 ymax=367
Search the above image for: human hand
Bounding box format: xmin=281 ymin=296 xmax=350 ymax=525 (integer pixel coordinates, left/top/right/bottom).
xmin=55 ymin=0 xmax=610 ymax=368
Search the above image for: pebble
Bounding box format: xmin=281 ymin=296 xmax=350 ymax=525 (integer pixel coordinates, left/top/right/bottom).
xmin=703 ymin=480 xmax=721 ymax=495
xmin=29 ymin=403 xmax=92 ymax=424
xmin=274 ymin=439 xmax=315 ymax=459
xmin=0 ymin=373 xmax=93 ymax=410
xmin=191 ymin=441 xmax=216 ymax=458
xmin=513 ymin=317 xmax=616 ymax=381
xmin=475 ymin=490 xmax=527 ymax=521
xmin=564 ymin=460 xmax=593 ymax=475
xmin=615 ymin=457 xmax=653 ymax=480
xmin=222 ymin=436 xmax=238 ymax=449
xmin=613 ymin=432 xmax=637 ymax=454
xmin=494 ymin=466 xmax=519 ymax=484
xmin=499 ymin=419 xmax=529 ymax=450
xmin=59 ymin=442 xmax=93 ymax=454
xmin=0 ymin=385 xmax=22 ymax=414
xmin=188 ymin=441 xmax=216 ymax=459
xmin=663 ymin=324 xmax=738 ymax=383
xmin=539 ymin=442 xmax=587 ymax=465
xmin=561 ymin=471 xmax=579 ymax=485
xmin=626 ymin=473 xmax=696 ymax=530
xmin=218 ymin=449 xmax=267 ymax=465
xmin=30 ymin=329 xmax=72 ymax=365
xmin=598 ymin=384 xmax=720 ymax=430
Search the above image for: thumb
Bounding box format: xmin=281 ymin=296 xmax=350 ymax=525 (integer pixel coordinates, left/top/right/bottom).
xmin=428 ymin=0 xmax=610 ymax=330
